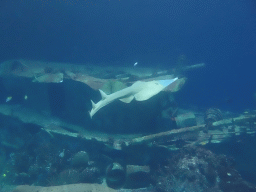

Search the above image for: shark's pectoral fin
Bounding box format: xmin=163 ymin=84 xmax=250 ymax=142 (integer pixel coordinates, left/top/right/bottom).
xmin=134 ymin=81 xmax=164 ymax=101
xmin=119 ymin=95 xmax=134 ymax=103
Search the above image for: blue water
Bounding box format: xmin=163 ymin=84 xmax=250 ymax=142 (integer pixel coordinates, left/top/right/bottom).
xmin=1 ymin=0 xmax=255 ymax=111
xmin=1 ymin=1 xmax=256 ymax=190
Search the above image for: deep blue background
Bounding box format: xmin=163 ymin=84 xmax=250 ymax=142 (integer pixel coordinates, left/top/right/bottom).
xmin=0 ymin=0 xmax=256 ymax=111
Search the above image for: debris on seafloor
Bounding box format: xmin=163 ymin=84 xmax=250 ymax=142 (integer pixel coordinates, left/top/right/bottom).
xmin=175 ymin=112 xmax=197 ymax=128
xmin=204 ymin=108 xmax=223 ymax=128
xmin=1 ymin=59 xmax=256 ymax=191
xmin=32 ymin=72 xmax=64 ymax=83
xmin=89 ymin=78 xmax=178 ymax=118
xmin=0 ymin=59 xmax=190 ymax=90
xmin=181 ymin=62 xmax=205 ymax=71
xmin=106 ymin=162 xmax=126 ymax=189
xmin=130 ymin=113 xmax=256 ymax=147
xmin=0 ymin=105 xmax=256 ymax=191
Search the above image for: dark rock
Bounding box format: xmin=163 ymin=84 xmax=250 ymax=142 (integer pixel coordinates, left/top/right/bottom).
xmin=14 ymin=153 xmax=30 ymax=173
xmin=72 ymin=151 xmax=89 ymax=168
xmin=80 ymin=167 xmax=101 ymax=183
xmin=28 ymin=164 xmax=41 ymax=177
xmin=124 ymin=165 xmax=151 ymax=189
xmin=58 ymin=169 xmax=80 ymax=185
xmin=14 ymin=172 xmax=30 ymax=185
xmin=151 ymin=147 xmax=256 ymax=192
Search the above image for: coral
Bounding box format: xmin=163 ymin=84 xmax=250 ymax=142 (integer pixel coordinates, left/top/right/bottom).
xmin=151 ymin=147 xmax=256 ymax=192
xmin=80 ymin=167 xmax=101 ymax=183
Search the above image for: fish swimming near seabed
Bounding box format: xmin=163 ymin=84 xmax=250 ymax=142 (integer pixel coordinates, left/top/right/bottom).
xmin=6 ymin=96 xmax=12 ymax=102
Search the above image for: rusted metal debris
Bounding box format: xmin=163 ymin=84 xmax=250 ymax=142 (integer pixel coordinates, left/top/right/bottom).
xmin=130 ymin=114 xmax=256 ymax=146
xmin=0 ymin=59 xmax=193 ymax=91
xmin=1 ymin=101 xmax=255 ymax=151
xmin=131 ymin=125 xmax=205 ymax=145
xmin=212 ymin=114 xmax=256 ymax=127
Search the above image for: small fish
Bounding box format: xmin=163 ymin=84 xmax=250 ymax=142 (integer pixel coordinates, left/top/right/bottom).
xmin=6 ymin=96 xmax=12 ymax=102
xmin=134 ymin=62 xmax=138 ymax=66
xmin=24 ymin=95 xmax=28 ymax=100
xmin=200 ymin=141 xmax=207 ymax=145
xmin=59 ymin=149 xmax=65 ymax=158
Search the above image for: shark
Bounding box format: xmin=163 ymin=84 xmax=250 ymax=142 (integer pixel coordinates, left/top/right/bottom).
xmin=89 ymin=77 xmax=178 ymax=118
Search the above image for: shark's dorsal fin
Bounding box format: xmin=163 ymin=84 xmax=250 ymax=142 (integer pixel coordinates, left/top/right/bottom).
xmin=99 ymin=89 xmax=108 ymax=100
xmin=91 ymin=100 xmax=96 ymax=109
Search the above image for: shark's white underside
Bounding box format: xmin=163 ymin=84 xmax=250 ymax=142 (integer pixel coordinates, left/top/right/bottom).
xmin=89 ymin=77 xmax=178 ymax=118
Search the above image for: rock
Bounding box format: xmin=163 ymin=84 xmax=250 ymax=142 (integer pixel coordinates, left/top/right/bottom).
xmin=80 ymin=167 xmax=101 ymax=183
xmin=72 ymin=151 xmax=89 ymax=168
xmin=58 ymin=169 xmax=80 ymax=185
xmin=151 ymin=147 xmax=256 ymax=192
xmin=124 ymin=165 xmax=151 ymax=189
